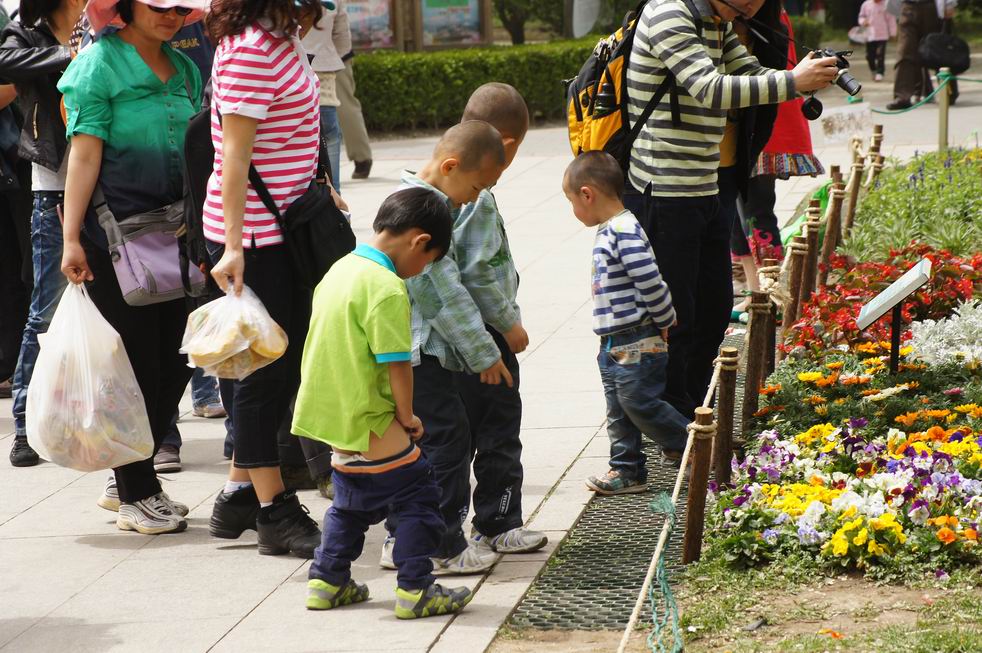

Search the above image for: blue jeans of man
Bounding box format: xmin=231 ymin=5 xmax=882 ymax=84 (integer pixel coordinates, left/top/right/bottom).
xmin=599 ymin=323 xmax=690 ymax=483
xmin=11 ymin=192 xmax=67 ymax=437
xmin=309 ymin=449 xmax=443 ymax=591
xmin=624 ymin=184 xmax=730 ymax=418
xmin=320 ymin=106 xmax=342 ymax=192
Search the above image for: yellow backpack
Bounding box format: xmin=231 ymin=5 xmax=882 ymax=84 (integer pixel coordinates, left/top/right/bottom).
xmin=565 ymin=0 xmax=697 ymax=170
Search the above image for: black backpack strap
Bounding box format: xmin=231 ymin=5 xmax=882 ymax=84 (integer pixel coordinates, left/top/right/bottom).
xmin=627 ymin=73 xmax=674 ymax=143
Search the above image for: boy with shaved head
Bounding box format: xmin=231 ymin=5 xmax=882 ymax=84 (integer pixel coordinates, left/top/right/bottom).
xmin=382 ymin=87 xmax=547 ymax=575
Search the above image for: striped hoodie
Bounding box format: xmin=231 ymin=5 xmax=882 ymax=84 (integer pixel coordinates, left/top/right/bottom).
xmin=626 ymin=0 xmax=796 ymax=197
xmin=591 ymin=209 xmax=676 ymax=336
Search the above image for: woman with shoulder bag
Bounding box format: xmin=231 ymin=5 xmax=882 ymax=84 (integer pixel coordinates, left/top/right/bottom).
xmin=202 ymin=0 xmax=332 ymax=559
xmin=58 ymin=0 xmax=206 ymax=534
xmin=0 ymin=0 xmax=85 ymax=468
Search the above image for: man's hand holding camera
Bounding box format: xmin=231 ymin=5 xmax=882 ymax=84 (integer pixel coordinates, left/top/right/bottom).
xmin=792 ymin=51 xmax=841 ymax=92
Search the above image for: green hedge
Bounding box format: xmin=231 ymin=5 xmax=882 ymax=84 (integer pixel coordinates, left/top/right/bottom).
xmin=352 ymin=39 xmax=595 ymax=132
xmin=789 ymin=16 xmax=825 ymax=62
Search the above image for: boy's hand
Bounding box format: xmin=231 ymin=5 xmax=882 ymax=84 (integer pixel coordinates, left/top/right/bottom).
xmin=660 ymin=320 xmax=677 ymax=344
xmin=480 ymin=359 xmax=514 ymax=387
xmin=399 ymin=414 xmax=424 ymax=441
xmin=503 ymin=322 xmax=529 ymax=354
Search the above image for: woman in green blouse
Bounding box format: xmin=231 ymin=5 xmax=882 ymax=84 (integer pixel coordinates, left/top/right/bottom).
xmin=58 ymin=0 xmax=205 ymax=535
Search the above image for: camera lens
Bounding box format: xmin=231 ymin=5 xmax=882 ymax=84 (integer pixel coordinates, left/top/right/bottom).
xmin=835 ymin=70 xmax=862 ymax=96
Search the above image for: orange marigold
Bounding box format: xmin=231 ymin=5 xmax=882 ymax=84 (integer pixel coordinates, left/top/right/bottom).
xmin=760 ymin=384 xmax=782 ymax=396
xmin=937 ymin=527 xmax=957 ymax=545
xmin=895 ymin=412 xmax=921 ymax=427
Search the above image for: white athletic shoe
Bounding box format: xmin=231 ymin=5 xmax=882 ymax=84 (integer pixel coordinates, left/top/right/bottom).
xmin=380 ymin=535 xmax=397 ymax=570
xmin=97 ymin=475 xmax=120 ymax=512
xmin=117 ymin=494 xmax=187 ymax=534
xmin=432 ymin=542 xmax=498 ymax=575
xmin=471 ymin=527 xmax=548 ymax=554
xmin=97 ymin=476 xmax=188 ymax=517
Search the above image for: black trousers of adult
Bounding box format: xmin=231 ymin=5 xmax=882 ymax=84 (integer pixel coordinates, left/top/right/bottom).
xmin=207 ymin=242 xmax=311 ymax=468
xmin=866 ymin=40 xmax=888 ymax=76
xmin=624 ymin=182 xmax=730 ymax=419
xmin=454 ymin=326 xmax=524 ymax=538
xmin=894 ymin=1 xmax=940 ymax=102
xmin=386 ymin=354 xmax=470 ymax=559
xmin=0 ymin=189 xmax=31 ymax=380
xmin=730 ymin=174 xmax=783 ymax=261
xmin=275 ymin=398 xmax=334 ymax=480
xmin=83 ymin=237 xmax=192 ymax=503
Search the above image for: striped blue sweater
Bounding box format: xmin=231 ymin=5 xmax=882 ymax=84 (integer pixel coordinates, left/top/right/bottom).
xmin=591 ymin=210 xmax=676 ymax=336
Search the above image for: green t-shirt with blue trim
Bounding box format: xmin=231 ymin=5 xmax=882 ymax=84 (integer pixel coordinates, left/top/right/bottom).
xmin=293 ymin=244 xmax=411 ymax=452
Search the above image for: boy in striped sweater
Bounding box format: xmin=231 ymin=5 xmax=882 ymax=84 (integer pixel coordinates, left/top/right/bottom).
xmin=564 ymin=152 xmax=690 ymax=496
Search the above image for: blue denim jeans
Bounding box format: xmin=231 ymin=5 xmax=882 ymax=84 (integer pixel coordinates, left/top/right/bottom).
xmin=320 ymin=106 xmax=342 ymax=192
xmin=11 ymin=191 xmax=67 ymax=437
xmin=599 ymin=323 xmax=690 ymax=483
xmin=162 ymin=367 xmax=222 ymax=448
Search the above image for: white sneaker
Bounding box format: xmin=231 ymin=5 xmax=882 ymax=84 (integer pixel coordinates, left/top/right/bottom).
xmin=160 ymin=492 xmax=189 ymax=517
xmin=97 ymin=475 xmax=120 ymax=512
xmin=117 ymin=494 xmax=187 ymax=534
xmin=432 ymin=542 xmax=498 ymax=575
xmin=380 ymin=535 xmax=396 ymax=570
xmin=471 ymin=527 xmax=548 ymax=554
xmin=874 ymin=73 xmax=884 ymax=82
xmin=97 ymin=476 xmax=188 ymax=517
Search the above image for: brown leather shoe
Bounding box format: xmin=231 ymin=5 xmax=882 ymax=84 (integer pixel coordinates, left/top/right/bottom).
xmin=0 ymin=378 xmax=12 ymax=399
xmin=352 ymin=160 xmax=372 ymax=180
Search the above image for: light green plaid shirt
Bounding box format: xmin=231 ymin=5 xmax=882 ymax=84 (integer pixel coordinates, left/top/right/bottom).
xmin=401 ymin=172 xmax=500 ymax=373
xmin=455 ymin=189 xmax=520 ymax=336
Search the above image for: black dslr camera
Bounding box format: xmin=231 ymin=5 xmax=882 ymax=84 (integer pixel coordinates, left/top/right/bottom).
xmin=801 ymin=49 xmax=862 ymax=121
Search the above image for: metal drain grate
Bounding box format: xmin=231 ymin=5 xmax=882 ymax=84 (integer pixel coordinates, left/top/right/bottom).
xmin=509 ymin=333 xmax=748 ymax=630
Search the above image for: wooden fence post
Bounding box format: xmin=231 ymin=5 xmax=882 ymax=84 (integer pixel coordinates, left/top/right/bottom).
xmin=865 ymin=153 xmax=885 ymax=188
xmin=741 ymin=291 xmax=770 ymax=434
xmin=842 ymin=158 xmax=866 ymax=237
xmin=818 ymin=177 xmax=846 ymax=287
xmin=783 ymin=236 xmax=807 ymax=332
xmin=713 ymin=347 xmax=739 ymax=488
xmin=761 ymin=258 xmax=779 ymax=377
xmin=798 ymin=204 xmax=821 ymax=310
xmin=683 ymin=407 xmax=715 ymax=564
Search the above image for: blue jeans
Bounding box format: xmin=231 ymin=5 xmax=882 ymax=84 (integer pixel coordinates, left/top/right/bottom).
xmin=162 ymin=367 xmax=222 ymax=448
xmin=11 ymin=192 xmax=67 ymax=437
xmin=320 ymin=106 xmax=342 ymax=192
xmin=599 ymin=323 xmax=690 ymax=483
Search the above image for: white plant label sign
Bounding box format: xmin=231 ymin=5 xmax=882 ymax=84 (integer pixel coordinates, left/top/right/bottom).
xmin=856 ymin=258 xmax=932 ymax=330
xmin=820 ymin=102 xmax=873 ymax=144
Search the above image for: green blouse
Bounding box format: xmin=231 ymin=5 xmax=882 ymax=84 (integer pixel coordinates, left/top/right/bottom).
xmin=58 ymin=33 xmax=202 ymax=220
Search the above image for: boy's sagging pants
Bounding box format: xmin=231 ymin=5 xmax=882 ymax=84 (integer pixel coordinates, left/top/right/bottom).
xmin=386 ymin=328 xmax=524 ymax=556
xmin=309 ymin=445 xmax=443 ymax=591
xmin=599 ymin=323 xmax=690 ymax=483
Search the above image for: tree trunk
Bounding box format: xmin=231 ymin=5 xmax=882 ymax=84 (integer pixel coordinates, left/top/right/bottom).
xmin=495 ymin=1 xmax=528 ymax=45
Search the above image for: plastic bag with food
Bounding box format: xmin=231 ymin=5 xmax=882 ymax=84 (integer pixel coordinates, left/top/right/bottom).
xmin=180 ymin=285 xmax=287 ymax=380
xmin=26 ymin=283 xmax=153 ymax=472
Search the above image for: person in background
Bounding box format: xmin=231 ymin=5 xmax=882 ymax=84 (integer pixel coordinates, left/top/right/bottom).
xmin=859 ymin=0 xmax=896 ymax=81
xmin=0 ymin=0 xmax=85 ymax=466
xmin=888 ymin=0 xmax=956 ymax=109
xmin=301 ymin=0 xmax=345 ymax=190
xmin=336 ymin=46 xmax=371 ymax=179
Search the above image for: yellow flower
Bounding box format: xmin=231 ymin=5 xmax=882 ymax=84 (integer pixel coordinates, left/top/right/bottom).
xmin=825 ymin=361 xmax=845 ymax=370
xmin=798 ymin=371 xmax=823 ymax=383
xmin=795 ymin=423 xmax=837 ymax=446
xmin=899 ymin=346 xmax=913 ymax=357
xmin=815 ymin=405 xmax=830 ymax=416
xmin=840 ymin=505 xmax=858 ymax=519
xmin=955 ymin=403 xmax=980 ymax=414
xmin=830 ymin=532 xmax=849 ymax=556
xmin=855 ymin=342 xmax=880 ymax=354
xmin=843 ymin=517 xmax=864 ymax=533
xmin=853 ymin=528 xmax=869 ymax=546
xmin=867 ymin=540 xmax=886 ymax=556
xmin=870 ymin=513 xmax=898 ymax=531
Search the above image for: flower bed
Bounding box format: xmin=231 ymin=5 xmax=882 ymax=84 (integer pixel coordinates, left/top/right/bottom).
xmin=783 ymin=244 xmax=982 ymax=359
xmin=711 ymin=303 xmax=982 ymax=580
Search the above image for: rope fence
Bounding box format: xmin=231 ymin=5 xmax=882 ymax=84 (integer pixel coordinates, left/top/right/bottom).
xmin=870 ymin=71 xmax=982 ymax=115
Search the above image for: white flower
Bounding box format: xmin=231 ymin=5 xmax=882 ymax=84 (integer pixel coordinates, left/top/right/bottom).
xmin=910 ymin=300 xmax=982 ymax=366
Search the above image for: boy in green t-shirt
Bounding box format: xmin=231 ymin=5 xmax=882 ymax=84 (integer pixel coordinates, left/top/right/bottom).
xmin=293 ymin=187 xmax=474 ymax=619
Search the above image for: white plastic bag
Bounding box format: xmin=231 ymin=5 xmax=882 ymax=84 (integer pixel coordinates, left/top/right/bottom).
xmin=26 ymin=284 xmax=153 ymax=472
xmin=180 ymin=285 xmax=287 ymax=380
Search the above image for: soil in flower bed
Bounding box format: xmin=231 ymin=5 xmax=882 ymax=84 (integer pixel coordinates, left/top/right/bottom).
xmin=677 ymin=556 xmax=982 ymax=653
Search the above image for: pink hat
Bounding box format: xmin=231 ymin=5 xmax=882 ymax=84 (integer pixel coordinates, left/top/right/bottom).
xmin=85 ymin=0 xmax=208 ymax=33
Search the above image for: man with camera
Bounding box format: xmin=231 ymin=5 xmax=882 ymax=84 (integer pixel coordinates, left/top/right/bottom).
xmin=624 ymin=0 xmax=839 ymax=419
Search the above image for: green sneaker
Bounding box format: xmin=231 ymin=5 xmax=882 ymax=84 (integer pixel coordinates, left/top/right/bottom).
xmin=585 ymin=469 xmax=648 ymax=496
xmin=394 ymin=583 xmax=473 ymax=619
xmin=306 ymin=578 xmax=370 ymax=610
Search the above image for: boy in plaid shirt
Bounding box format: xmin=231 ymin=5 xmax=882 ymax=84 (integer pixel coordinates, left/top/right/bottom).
xmin=383 ymin=84 xmax=547 ymax=574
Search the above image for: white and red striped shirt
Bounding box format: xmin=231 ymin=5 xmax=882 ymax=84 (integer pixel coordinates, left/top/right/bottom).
xmin=203 ymin=23 xmax=320 ymax=248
